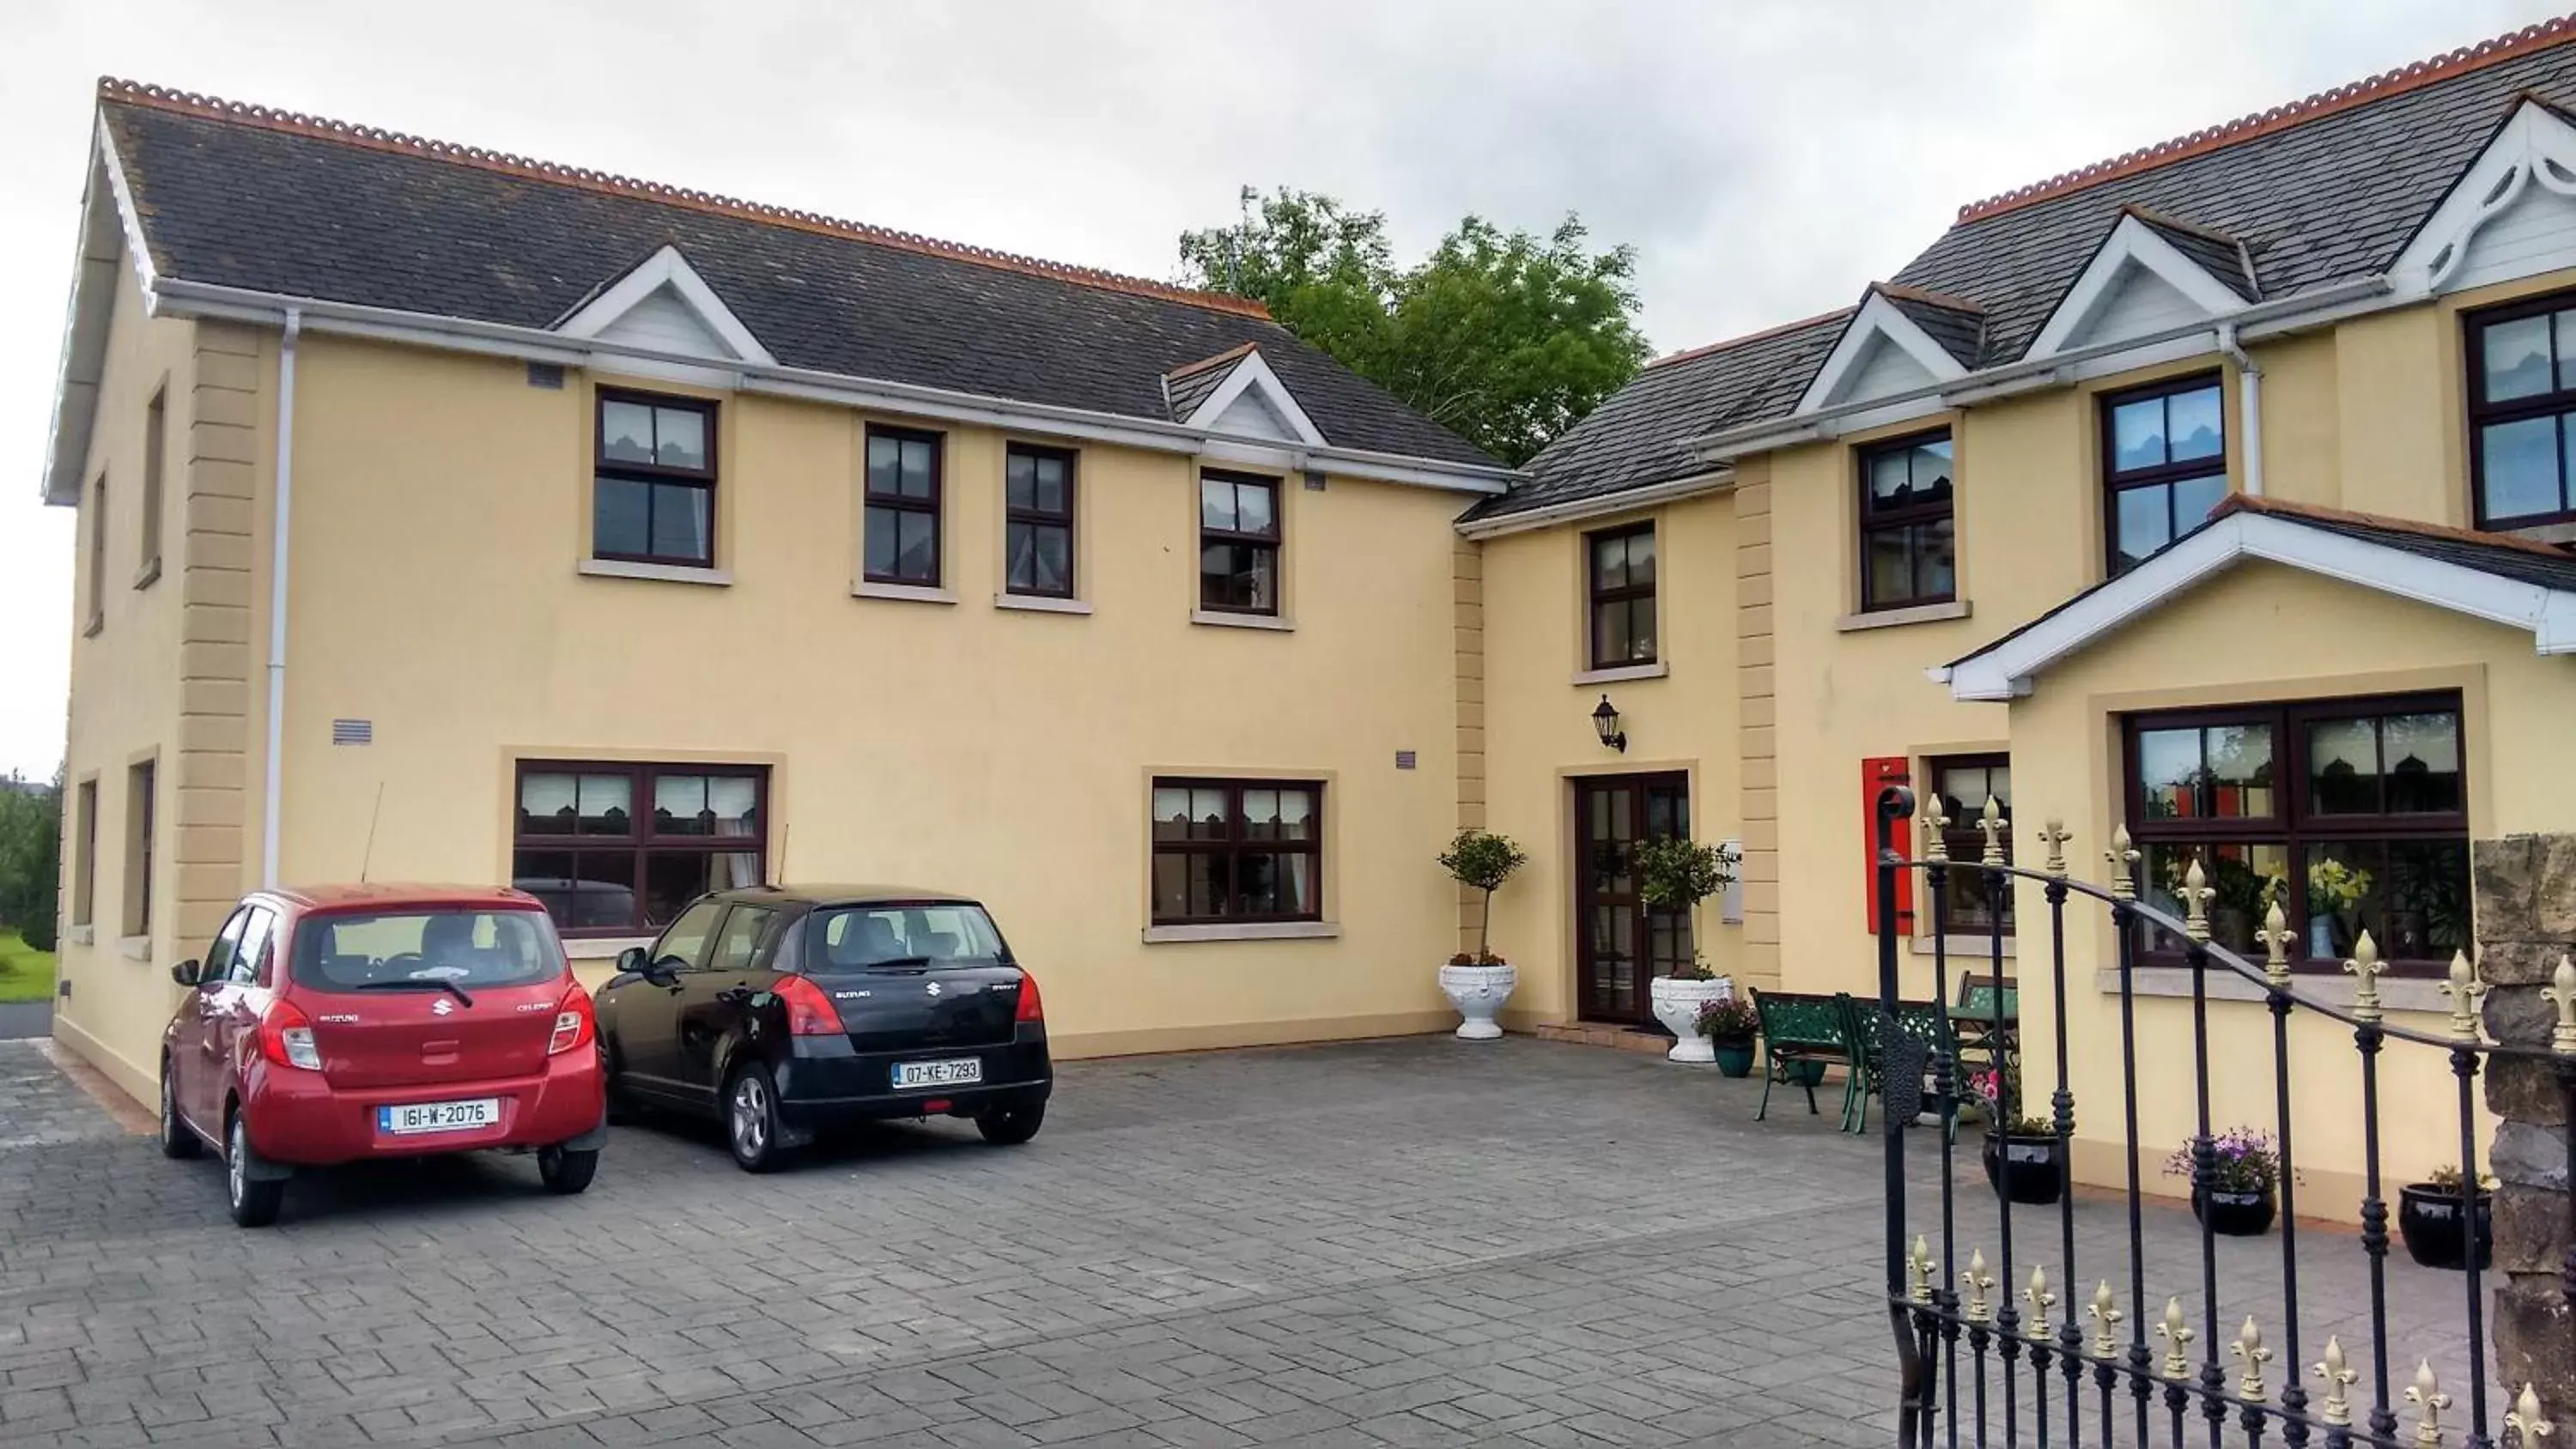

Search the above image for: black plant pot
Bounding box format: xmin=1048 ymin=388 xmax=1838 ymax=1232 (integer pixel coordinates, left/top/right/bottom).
xmin=1981 ymin=1133 xmax=2065 ymax=1206
xmin=2397 ymin=1184 xmax=2492 ymax=1270
xmin=2192 ymin=1187 xmax=2277 ymax=1236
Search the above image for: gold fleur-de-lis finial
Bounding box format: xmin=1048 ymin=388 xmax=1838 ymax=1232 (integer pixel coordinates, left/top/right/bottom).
xmin=2548 ymin=955 xmax=2576 ymax=1055
xmin=1961 ymin=1248 xmax=1996 ymax=1324
xmin=2107 ymin=824 xmax=2138 ymax=901
xmin=2180 ymin=858 xmax=2216 ymax=943
xmin=1922 ymin=794 xmax=1953 ymax=864
xmin=2345 ymin=931 xmax=2388 ymax=1024
xmin=2156 ymin=1297 xmax=2195 ymax=1379
xmin=2441 ymin=951 xmax=2489 ymax=1044
xmin=2407 ymin=1360 xmax=2452 ymax=1446
xmin=1906 ymin=1235 xmax=1934 ymax=1304
xmin=2023 ymin=1265 xmax=2057 ymax=1339
xmin=1978 ymin=796 xmax=2008 ymax=868
xmin=2505 ymin=1381 xmax=2555 ymax=1445
xmin=2038 ymin=816 xmax=2071 ymax=877
xmin=2232 ymin=1317 xmax=2273 ymax=1403
xmin=2256 ymin=899 xmax=2296 ymax=985
xmin=2088 ymin=1281 xmax=2123 ymax=1358
xmin=2315 ymin=1336 xmax=2359 ymax=1427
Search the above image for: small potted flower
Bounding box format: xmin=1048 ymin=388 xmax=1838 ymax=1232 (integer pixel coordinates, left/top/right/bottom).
xmin=2306 ymin=857 xmax=2372 ymax=958
xmin=1696 ymin=997 xmax=1759 ymax=1077
xmin=2166 ymin=1128 xmax=2281 ymax=1235
xmin=2398 ymin=1165 xmax=2494 ymax=1270
xmin=1436 ymin=828 xmax=1528 ymax=1040
xmin=1634 ymin=834 xmax=1740 ymax=1064
xmin=1975 ymin=1059 xmax=2063 ymax=1205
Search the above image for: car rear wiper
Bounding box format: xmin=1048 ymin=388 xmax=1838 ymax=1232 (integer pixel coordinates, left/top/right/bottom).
xmin=352 ymin=979 xmax=477 ymax=1009
xmin=865 ymin=955 xmax=934 ymax=971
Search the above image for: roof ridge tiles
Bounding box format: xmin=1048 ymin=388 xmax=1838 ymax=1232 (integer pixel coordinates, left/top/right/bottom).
xmin=95 ymin=76 xmax=1275 ymax=321
xmin=2213 ymin=491 xmax=2576 ymax=560
xmin=1643 ymin=307 xmax=1854 ymax=371
xmin=1956 ymin=14 xmax=2576 ymax=224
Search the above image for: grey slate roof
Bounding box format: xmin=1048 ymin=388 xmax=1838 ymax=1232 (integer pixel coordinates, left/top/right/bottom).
xmin=1881 ymin=288 xmax=1987 ymax=368
xmin=1161 ymin=346 xmax=1251 ymax=423
xmin=1490 ymin=22 xmax=2576 ymax=519
xmin=2129 ymin=211 xmax=2262 ymax=302
xmin=101 ymin=94 xmax=1495 ymax=470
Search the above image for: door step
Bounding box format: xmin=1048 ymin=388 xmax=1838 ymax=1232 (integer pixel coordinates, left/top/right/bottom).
xmin=1532 ymin=1022 xmax=1675 ymax=1057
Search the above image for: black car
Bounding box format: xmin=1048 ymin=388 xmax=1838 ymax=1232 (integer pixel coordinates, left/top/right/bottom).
xmin=595 ymin=886 xmax=1051 ymax=1171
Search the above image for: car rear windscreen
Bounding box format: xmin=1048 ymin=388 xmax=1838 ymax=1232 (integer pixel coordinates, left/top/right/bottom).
xmin=813 ymin=903 xmax=1007 ymax=970
xmin=293 ymin=910 xmax=561 ymax=990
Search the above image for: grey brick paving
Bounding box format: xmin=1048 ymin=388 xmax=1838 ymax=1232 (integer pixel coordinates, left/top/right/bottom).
xmin=0 ymin=1036 xmax=2488 ymax=1448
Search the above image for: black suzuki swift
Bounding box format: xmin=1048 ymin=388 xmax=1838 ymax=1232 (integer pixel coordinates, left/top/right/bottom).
xmin=595 ymin=886 xmax=1051 ymax=1171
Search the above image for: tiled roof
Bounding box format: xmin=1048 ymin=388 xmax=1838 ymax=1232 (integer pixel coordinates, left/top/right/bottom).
xmin=1162 ymin=343 xmax=1257 ymax=421
xmin=96 ymin=81 xmax=1496 ymax=469
xmin=1492 ymin=15 xmax=2576 ymax=516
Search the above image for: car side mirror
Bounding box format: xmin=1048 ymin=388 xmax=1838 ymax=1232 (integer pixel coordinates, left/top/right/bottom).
xmin=170 ymin=960 xmax=202 ymax=988
xmin=615 ymin=946 xmax=648 ymax=977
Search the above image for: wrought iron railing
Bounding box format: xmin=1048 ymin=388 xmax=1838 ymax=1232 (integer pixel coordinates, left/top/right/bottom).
xmin=1870 ymin=784 xmax=2573 ymax=1448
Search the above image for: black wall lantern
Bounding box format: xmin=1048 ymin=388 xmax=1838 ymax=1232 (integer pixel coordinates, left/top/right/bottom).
xmin=1592 ymin=694 xmax=1627 ymax=753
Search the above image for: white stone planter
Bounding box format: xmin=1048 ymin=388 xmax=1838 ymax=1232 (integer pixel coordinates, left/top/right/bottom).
xmin=1437 ymin=961 xmax=1518 ymax=1040
xmin=1649 ymin=974 xmax=1736 ymax=1064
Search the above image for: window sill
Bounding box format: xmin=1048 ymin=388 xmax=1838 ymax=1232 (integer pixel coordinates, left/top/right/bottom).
xmin=118 ymin=936 xmax=152 ymax=962
xmin=1191 ymin=609 xmax=1294 ymax=633
xmin=82 ymin=615 xmax=102 ymax=639
xmin=2500 ymin=519 xmax=2576 ymax=546
xmin=995 ymin=593 xmax=1092 ymax=615
xmin=67 ymin=925 xmax=94 ymax=946
xmin=1912 ymin=935 xmax=2015 ymax=960
xmin=133 ymin=557 xmax=161 ymax=591
xmin=854 ymin=580 xmax=958 ymax=605
xmin=2095 ymin=966 xmax=2451 ymax=1016
xmin=562 ymin=934 xmax=653 ymax=961
xmin=1144 ymin=920 xmax=1341 ymax=944
xmin=1572 ymin=661 xmax=1668 ymax=687
xmin=580 ymin=558 xmax=732 ymax=587
xmin=1838 ymin=599 xmax=1971 ymax=633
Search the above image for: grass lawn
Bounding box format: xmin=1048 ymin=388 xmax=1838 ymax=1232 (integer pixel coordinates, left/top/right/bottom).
xmin=0 ymin=928 xmax=56 ymax=1003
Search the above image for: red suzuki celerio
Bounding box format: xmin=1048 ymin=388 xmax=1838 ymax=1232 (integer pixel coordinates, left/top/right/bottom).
xmin=158 ymin=884 xmax=607 ymax=1226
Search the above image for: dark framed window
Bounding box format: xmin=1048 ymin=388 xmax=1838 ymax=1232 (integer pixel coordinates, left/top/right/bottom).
xmin=510 ymin=761 xmax=768 ymax=936
xmin=1005 ymin=444 xmax=1076 ymax=597
xmin=87 ymin=475 xmax=106 ymax=631
xmin=2123 ymin=692 xmax=2467 ymax=973
xmin=1586 ymin=524 xmax=1657 ymax=668
xmin=593 ymin=391 xmax=717 ymax=567
xmin=2101 ymin=374 xmax=2226 ymax=577
xmin=72 ymin=779 xmax=96 ymax=928
xmin=139 ymin=387 xmax=165 ymax=585
xmin=1929 ymin=753 xmax=2011 ymax=937
xmin=1859 ymin=431 xmax=1955 ymax=610
xmin=1199 ymin=471 xmax=1280 ymax=614
xmin=865 ymin=426 xmax=944 ymax=585
xmin=123 ymin=759 xmax=155 ymax=937
xmin=2466 ymin=290 xmax=2576 ymax=528
xmin=1150 ymin=779 xmax=1321 ymax=923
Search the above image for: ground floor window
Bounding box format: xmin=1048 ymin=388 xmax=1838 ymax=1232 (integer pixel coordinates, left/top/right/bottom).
xmin=123 ymin=760 xmax=155 ymax=937
xmin=2123 ymin=692 xmax=2467 ymax=972
xmin=1150 ymin=779 xmax=1321 ymax=923
xmin=1928 ymin=753 xmax=2012 ymax=937
xmin=511 ymin=761 xmax=767 ymax=935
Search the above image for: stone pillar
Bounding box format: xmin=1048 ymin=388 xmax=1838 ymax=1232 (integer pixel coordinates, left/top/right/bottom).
xmin=2471 ymin=834 xmax=2574 ymax=1429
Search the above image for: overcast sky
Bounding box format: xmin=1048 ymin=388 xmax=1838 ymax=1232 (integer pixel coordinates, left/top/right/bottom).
xmin=0 ymin=0 xmax=2559 ymax=779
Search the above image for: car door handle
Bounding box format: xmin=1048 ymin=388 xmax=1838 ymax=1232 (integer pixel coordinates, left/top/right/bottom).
xmin=714 ymin=987 xmax=754 ymax=1007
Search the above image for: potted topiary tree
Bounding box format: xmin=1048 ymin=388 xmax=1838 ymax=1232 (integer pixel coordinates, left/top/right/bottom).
xmin=1634 ymin=834 xmax=1739 ymax=1064
xmin=1436 ymin=828 xmax=1528 ymax=1040
xmin=1695 ymin=997 xmax=1760 ymax=1077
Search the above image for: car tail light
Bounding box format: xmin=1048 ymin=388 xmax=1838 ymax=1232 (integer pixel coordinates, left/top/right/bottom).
xmin=548 ymin=986 xmax=595 ymax=1056
xmin=258 ymin=998 xmax=323 ymax=1071
xmin=775 ymin=974 xmax=845 ymax=1036
xmin=1014 ymin=971 xmax=1043 ymax=1023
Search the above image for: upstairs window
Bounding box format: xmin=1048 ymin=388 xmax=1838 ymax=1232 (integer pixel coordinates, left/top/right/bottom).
xmin=1199 ymin=471 xmax=1279 ymax=615
xmin=594 ymin=391 xmax=717 ymax=568
xmin=1587 ymin=524 xmax=1656 ymax=668
xmin=865 ymin=426 xmax=945 ymax=586
xmin=1858 ymin=430 xmax=1954 ymax=611
xmin=139 ymin=387 xmax=165 ymax=585
xmin=2468 ymin=293 xmax=2576 ymax=528
xmin=1005 ymin=444 xmax=1076 ymax=597
xmin=87 ymin=475 xmax=107 ymax=633
xmin=2101 ymin=375 xmax=2225 ymax=576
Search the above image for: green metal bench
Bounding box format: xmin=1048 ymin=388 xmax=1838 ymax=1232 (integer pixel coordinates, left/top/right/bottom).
xmin=1952 ymin=973 xmax=2019 ymax=1082
xmin=1844 ymin=997 xmax=1954 ymax=1136
xmin=1750 ymin=988 xmax=1858 ymax=1125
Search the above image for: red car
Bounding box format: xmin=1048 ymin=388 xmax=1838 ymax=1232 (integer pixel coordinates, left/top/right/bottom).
xmin=158 ymin=884 xmax=608 ymax=1226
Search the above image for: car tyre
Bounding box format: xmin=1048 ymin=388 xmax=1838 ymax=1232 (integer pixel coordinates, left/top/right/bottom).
xmin=538 ymin=1145 xmax=599 ymax=1195
xmin=226 ymin=1113 xmax=285 ymax=1228
xmin=725 ymin=1063 xmax=791 ymax=1173
xmin=159 ymin=1061 xmax=201 ymax=1160
xmin=975 ymin=1102 xmax=1045 ymax=1146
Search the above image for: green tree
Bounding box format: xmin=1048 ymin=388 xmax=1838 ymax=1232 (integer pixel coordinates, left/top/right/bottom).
xmin=1179 ymin=188 xmax=1649 ymax=466
xmin=0 ymin=770 xmax=62 ymax=952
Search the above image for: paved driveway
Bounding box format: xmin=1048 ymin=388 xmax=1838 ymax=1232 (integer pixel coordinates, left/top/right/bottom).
xmin=0 ymin=1035 xmax=2486 ymax=1448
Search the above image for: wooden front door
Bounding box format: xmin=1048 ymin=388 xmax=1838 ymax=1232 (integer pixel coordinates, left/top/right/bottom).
xmin=1573 ymin=773 xmax=1692 ymax=1026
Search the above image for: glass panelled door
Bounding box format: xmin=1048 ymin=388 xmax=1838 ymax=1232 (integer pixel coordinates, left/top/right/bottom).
xmin=1574 ymin=773 xmax=1692 ymax=1026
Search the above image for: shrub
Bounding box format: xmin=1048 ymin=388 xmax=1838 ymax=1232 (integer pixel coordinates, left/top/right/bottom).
xmin=1437 ymin=828 xmax=1528 ymax=965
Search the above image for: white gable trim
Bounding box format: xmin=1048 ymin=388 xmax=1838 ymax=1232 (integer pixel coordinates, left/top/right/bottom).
xmin=1181 ymin=349 xmax=1326 ymax=446
xmin=2025 ymin=215 xmax=2250 ymax=360
xmin=42 ymin=123 xmax=158 ymax=506
xmin=553 ymin=245 xmax=775 ymax=365
xmin=1935 ymin=512 xmax=2576 ymax=700
xmin=1795 ymin=291 xmax=1968 ymax=414
xmin=2393 ymin=99 xmax=2576 ymax=296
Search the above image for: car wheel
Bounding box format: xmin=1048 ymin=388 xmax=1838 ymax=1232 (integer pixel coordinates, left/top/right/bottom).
xmin=725 ymin=1064 xmax=791 ymax=1173
xmin=538 ymin=1145 xmax=599 ymax=1195
xmin=975 ymin=1102 xmax=1045 ymax=1146
xmin=226 ymin=1113 xmax=285 ymax=1228
xmin=159 ymin=1061 xmax=201 ymax=1160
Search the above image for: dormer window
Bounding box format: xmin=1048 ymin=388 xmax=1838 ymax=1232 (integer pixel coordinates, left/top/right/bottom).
xmin=2467 ymin=292 xmax=2576 ymax=529
xmin=2101 ymin=375 xmax=2224 ymax=576
xmin=594 ymin=391 xmax=716 ymax=568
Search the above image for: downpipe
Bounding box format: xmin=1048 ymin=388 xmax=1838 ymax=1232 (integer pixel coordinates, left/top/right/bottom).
xmin=2216 ymin=322 xmax=2263 ymax=498
xmin=260 ymin=309 xmax=300 ymax=888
